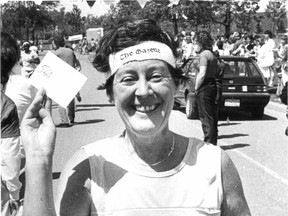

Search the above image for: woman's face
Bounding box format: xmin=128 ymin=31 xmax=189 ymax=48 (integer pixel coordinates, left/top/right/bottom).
xmin=112 ymin=60 xmax=176 ymax=136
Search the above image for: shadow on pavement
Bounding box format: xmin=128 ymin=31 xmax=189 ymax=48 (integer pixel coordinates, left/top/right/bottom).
xmin=218 ymin=122 xmax=240 ymax=127
xmin=175 ymin=107 xmax=277 ymax=121
xmin=218 ymin=133 xmax=249 ymax=139
xmin=218 ymin=111 xmax=277 ymax=121
xmin=77 ymin=104 xmax=115 ymax=107
xmin=220 ymin=143 xmax=250 ymax=150
xmin=52 ymin=103 xmax=115 ymax=110
xmin=76 ymin=107 xmax=100 ymax=112
xmin=72 ymin=119 xmax=105 ymax=125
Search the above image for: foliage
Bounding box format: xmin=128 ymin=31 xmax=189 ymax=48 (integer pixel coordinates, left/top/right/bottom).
xmin=1 ymin=1 xmax=57 ymax=42
xmin=1 ymin=0 xmax=286 ymax=45
xmin=265 ymin=0 xmax=287 ymax=33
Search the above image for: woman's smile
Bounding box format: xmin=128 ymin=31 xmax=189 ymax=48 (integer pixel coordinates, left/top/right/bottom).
xmin=132 ymin=104 xmax=159 ymax=113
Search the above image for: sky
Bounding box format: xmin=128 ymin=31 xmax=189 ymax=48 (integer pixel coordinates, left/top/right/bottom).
xmin=60 ymin=0 xmax=271 ymax=17
xmin=60 ymin=0 xmax=111 ymax=17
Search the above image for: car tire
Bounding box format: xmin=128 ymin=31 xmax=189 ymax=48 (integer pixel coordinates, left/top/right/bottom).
xmin=251 ymin=107 xmax=264 ymax=119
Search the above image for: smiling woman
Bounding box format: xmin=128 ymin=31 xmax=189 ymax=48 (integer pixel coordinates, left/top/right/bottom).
xmin=21 ymin=19 xmax=251 ymax=216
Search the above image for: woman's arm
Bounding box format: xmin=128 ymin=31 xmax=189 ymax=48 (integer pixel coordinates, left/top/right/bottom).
xmin=220 ymin=150 xmax=251 ymax=216
xmin=195 ymin=65 xmax=207 ymax=91
xmin=21 ymin=89 xmax=92 ymax=216
xmin=21 ymin=89 xmax=57 ymax=216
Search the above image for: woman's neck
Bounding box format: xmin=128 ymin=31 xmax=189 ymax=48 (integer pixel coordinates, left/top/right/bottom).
xmin=125 ymin=129 xmax=174 ymax=166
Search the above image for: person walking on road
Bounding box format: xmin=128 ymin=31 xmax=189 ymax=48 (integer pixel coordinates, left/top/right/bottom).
xmin=20 ymin=19 xmax=251 ymax=216
xmin=52 ymin=34 xmax=81 ymax=127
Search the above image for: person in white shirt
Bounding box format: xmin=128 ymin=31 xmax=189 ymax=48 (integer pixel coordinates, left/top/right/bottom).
xmin=20 ymin=42 xmax=40 ymax=78
xmin=258 ymin=30 xmax=276 ymax=87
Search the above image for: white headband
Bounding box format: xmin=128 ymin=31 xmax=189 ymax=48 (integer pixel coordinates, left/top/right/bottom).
xmin=108 ymin=41 xmax=176 ymax=75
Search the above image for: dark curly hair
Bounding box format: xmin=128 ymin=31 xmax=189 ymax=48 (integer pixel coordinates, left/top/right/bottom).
xmin=194 ymin=30 xmax=214 ymax=51
xmin=92 ymin=19 xmax=187 ymax=98
xmin=264 ymin=30 xmax=273 ymax=39
xmin=1 ymin=32 xmax=20 ymax=84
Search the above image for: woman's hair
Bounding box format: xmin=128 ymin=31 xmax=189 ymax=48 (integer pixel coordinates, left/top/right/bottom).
xmin=264 ymin=30 xmax=273 ymax=39
xmin=194 ymin=30 xmax=214 ymax=51
xmin=1 ymin=32 xmax=20 ymax=84
xmin=216 ymin=40 xmax=224 ymax=50
xmin=93 ymin=19 xmax=187 ymax=97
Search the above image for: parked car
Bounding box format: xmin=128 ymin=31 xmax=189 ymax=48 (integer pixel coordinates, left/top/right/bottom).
xmin=174 ymin=56 xmax=271 ymax=119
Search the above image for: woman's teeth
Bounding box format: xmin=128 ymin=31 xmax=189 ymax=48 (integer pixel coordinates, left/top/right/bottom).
xmin=135 ymin=105 xmax=156 ymax=112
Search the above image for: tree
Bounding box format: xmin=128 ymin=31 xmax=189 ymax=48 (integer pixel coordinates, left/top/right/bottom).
xmin=66 ymin=5 xmax=83 ymax=35
xmin=205 ymin=0 xmax=260 ymax=35
xmin=265 ymin=0 xmax=287 ymax=34
xmin=1 ymin=1 xmax=58 ymax=42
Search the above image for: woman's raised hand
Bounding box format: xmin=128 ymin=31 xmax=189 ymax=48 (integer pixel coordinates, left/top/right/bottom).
xmin=21 ymin=88 xmax=56 ymax=160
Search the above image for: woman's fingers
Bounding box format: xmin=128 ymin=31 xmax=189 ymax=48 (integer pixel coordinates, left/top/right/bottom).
xmin=23 ymin=88 xmax=46 ymax=120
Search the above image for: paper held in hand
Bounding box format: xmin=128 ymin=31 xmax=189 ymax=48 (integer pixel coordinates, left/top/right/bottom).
xmin=30 ymin=51 xmax=87 ymax=108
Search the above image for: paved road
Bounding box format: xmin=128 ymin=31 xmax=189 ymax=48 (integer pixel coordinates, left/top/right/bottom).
xmin=45 ymin=51 xmax=288 ymax=216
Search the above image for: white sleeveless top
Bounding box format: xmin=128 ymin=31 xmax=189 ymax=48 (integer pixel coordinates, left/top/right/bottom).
xmin=82 ymin=134 xmax=223 ymax=216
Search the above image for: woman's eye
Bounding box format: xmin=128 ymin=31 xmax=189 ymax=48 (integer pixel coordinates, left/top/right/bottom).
xmin=150 ymin=73 xmax=164 ymax=82
xmin=121 ymin=76 xmax=137 ymax=85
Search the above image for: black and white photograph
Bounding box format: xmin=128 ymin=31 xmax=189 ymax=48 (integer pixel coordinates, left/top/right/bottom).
xmin=1 ymin=0 xmax=287 ymax=215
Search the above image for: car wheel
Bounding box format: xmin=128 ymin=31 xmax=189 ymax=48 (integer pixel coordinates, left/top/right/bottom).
xmin=251 ymin=107 xmax=264 ymax=119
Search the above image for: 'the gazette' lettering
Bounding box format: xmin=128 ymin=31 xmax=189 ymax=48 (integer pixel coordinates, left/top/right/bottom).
xmin=120 ymin=48 xmax=160 ymax=61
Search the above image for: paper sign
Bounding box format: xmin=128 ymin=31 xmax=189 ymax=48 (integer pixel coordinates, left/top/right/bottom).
xmin=30 ymin=51 xmax=87 ymax=107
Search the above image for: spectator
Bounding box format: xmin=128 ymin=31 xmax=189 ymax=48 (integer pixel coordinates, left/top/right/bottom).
xmin=215 ymin=40 xmax=224 ymax=56
xmin=90 ymin=38 xmax=96 ymax=52
xmin=29 ymin=41 xmax=38 ymax=54
xmin=20 ymin=41 xmax=40 ymax=78
xmin=276 ymin=35 xmax=288 ymax=85
xmin=245 ymin=35 xmax=256 ymax=60
xmin=182 ymin=36 xmax=193 ymax=61
xmin=194 ymin=30 xmax=218 ymax=145
xmin=257 ymin=30 xmax=276 ymax=86
xmin=4 ymin=61 xmax=38 ymax=161
xmin=52 ymin=33 xmax=81 ymax=127
xmin=279 ymin=81 xmax=288 ymax=136
xmin=1 ymin=31 xmax=22 ymax=216
xmin=20 ymin=19 xmax=251 ymax=216
xmin=231 ymin=32 xmax=243 ymax=55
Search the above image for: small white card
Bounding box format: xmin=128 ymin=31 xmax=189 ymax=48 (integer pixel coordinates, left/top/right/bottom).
xmin=30 ymin=51 xmax=87 ymax=107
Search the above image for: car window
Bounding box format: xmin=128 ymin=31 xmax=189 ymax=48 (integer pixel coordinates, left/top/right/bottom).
xmin=247 ymin=61 xmax=261 ymax=77
xmin=223 ymin=60 xmax=261 ymax=78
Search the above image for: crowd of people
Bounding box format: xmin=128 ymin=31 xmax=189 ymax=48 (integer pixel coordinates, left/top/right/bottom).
xmin=178 ymin=29 xmax=288 ymax=91
xmin=1 ymin=19 xmax=287 ymax=216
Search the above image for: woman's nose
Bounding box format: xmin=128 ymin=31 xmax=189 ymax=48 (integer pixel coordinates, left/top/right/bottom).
xmin=135 ymin=80 xmax=152 ymax=98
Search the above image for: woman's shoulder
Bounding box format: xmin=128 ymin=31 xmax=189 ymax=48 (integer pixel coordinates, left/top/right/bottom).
xmin=190 ymin=138 xmax=221 ymax=158
xmin=82 ymin=134 xmax=124 ymax=156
